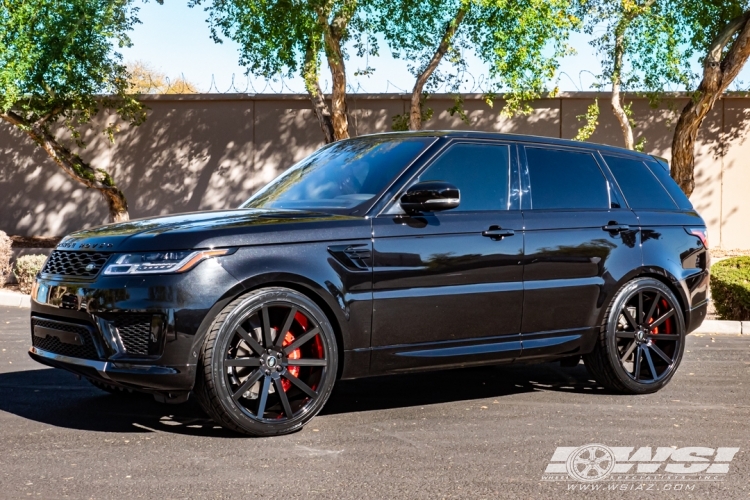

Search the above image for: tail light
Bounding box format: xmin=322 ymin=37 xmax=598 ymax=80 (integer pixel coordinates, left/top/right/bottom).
xmin=685 ymin=227 xmax=708 ymax=248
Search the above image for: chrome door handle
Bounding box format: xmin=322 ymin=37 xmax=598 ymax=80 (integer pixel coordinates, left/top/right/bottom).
xmin=482 ymin=227 xmax=515 ymax=239
xmin=603 ymin=224 xmax=630 ymax=232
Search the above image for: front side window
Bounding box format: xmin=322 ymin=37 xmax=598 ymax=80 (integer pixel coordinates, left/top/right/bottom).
xmin=241 ymin=137 xmax=433 ymax=213
xmin=526 ymin=147 xmax=609 ymax=210
xmin=415 ymin=143 xmax=511 ymax=212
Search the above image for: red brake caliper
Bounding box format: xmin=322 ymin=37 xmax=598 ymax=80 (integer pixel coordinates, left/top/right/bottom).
xmin=648 ymin=298 xmax=673 ymax=335
xmin=280 ymin=312 xmax=305 ymax=392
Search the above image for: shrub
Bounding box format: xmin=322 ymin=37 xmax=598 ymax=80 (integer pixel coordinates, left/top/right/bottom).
xmin=710 ymin=257 xmax=750 ymax=320
xmin=0 ymin=231 xmax=11 ymax=288
xmin=14 ymin=254 xmax=47 ymax=294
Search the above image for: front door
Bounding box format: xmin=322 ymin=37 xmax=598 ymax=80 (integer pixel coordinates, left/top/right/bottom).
xmin=518 ymin=145 xmax=640 ymax=359
xmin=370 ymin=141 xmax=524 ymax=372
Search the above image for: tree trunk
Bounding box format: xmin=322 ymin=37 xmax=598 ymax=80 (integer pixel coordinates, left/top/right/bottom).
xmin=323 ymin=29 xmax=349 ymax=140
xmin=0 ymin=111 xmax=129 ymax=223
xmin=303 ymin=45 xmax=335 ymax=144
xmin=671 ymin=12 xmax=750 ymax=196
xmin=610 ymin=20 xmax=635 ymax=150
xmin=409 ymin=8 xmax=467 ymax=131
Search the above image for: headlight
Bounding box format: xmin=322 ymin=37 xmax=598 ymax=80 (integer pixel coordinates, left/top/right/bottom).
xmin=102 ymin=249 xmax=233 ymax=275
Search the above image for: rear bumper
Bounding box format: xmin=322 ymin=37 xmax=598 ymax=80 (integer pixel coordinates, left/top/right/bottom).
xmin=686 ymin=298 xmax=709 ymax=334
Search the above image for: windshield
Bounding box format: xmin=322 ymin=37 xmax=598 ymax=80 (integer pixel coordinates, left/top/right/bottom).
xmin=240 ymin=137 xmax=434 ymax=213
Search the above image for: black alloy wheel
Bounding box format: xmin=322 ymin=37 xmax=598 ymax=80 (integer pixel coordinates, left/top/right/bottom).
xmin=195 ymin=287 xmax=338 ymax=436
xmin=584 ymin=278 xmax=685 ymax=394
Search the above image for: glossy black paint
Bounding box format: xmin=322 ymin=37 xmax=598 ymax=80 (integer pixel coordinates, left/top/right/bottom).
xmin=29 ymin=131 xmax=709 ymax=397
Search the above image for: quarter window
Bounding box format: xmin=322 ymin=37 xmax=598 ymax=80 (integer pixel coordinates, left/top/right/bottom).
xmin=417 ymin=143 xmax=511 ymax=211
xmin=603 ymin=155 xmax=678 ymax=210
xmin=525 ymin=147 xmax=609 ymax=210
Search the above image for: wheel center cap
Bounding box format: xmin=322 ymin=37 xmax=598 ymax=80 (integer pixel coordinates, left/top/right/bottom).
xmin=266 ymin=356 xmax=278 ymax=368
xmin=636 ymin=330 xmax=646 ymax=343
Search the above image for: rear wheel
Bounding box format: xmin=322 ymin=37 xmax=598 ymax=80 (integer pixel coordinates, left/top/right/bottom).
xmin=195 ymin=287 xmax=338 ymax=436
xmin=584 ymin=278 xmax=685 ymax=394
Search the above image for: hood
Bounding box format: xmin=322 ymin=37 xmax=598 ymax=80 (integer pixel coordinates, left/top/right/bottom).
xmin=56 ymin=208 xmax=371 ymax=252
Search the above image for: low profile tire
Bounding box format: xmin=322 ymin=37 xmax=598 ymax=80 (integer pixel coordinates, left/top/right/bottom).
xmin=87 ymin=377 xmax=136 ymax=396
xmin=583 ymin=278 xmax=686 ymax=395
xmin=194 ymin=287 xmax=338 ymax=436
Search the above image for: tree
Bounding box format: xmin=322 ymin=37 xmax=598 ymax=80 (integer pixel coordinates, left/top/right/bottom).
xmin=576 ymin=0 xmax=690 ymax=151
xmin=364 ymin=0 xmax=578 ymax=131
xmin=127 ymin=60 xmax=200 ymax=94
xmin=671 ymin=1 xmax=750 ymax=196
xmin=0 ymin=0 xmax=145 ymax=223
xmin=196 ymin=0 xmax=364 ymax=143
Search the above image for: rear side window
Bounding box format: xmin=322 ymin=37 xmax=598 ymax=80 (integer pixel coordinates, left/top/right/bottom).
xmin=418 ymin=143 xmax=510 ymax=211
xmin=525 ymin=147 xmax=609 ymax=210
xmin=645 ymin=160 xmax=694 ymax=210
xmin=603 ymin=155 xmax=677 ymax=210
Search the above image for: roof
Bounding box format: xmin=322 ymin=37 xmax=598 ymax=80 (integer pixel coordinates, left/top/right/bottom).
xmin=360 ymin=130 xmax=654 ymax=161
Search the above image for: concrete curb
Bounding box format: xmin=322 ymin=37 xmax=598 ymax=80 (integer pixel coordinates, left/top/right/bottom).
xmin=0 ymin=290 xmax=30 ymax=309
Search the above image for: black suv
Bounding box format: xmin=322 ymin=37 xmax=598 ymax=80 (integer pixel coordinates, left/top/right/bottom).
xmin=29 ymin=132 xmax=709 ymax=436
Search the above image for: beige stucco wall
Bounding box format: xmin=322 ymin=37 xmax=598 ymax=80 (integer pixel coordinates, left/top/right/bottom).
xmin=0 ymin=92 xmax=746 ymax=248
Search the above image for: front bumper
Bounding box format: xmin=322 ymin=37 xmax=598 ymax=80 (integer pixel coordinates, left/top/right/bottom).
xmin=28 ymin=258 xmax=243 ymax=393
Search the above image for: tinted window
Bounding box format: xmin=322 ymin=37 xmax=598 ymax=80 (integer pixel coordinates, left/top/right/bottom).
xmin=242 ymin=137 xmax=433 ymax=212
xmin=603 ymin=155 xmax=677 ymax=210
xmin=646 ymin=159 xmax=693 ymax=210
xmin=417 ymin=143 xmax=510 ymax=211
xmin=526 ymin=148 xmax=609 ymax=209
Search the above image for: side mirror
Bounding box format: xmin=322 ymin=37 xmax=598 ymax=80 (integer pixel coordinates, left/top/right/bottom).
xmin=400 ymin=181 xmax=460 ymax=213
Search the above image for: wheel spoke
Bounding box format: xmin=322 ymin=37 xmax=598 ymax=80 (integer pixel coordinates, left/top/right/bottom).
xmin=647 ymin=333 xmax=679 ymax=340
xmin=638 ymin=292 xmax=644 ymax=324
xmin=286 ymin=358 xmax=327 ymax=367
xmin=621 ymin=308 xmax=638 ymax=331
xmin=620 ymin=340 xmax=637 ymax=362
xmin=649 ymin=342 xmax=673 ymax=364
xmin=645 ymin=292 xmax=661 ymax=324
xmin=225 ymin=358 xmax=261 ymax=368
xmin=274 ymin=306 xmax=298 ymax=349
xmin=236 ymin=325 xmax=264 ymax=356
xmin=273 ymin=378 xmax=294 ymax=418
xmin=232 ymin=369 xmax=263 ymax=401
xmin=615 ymin=330 xmax=635 ymax=339
xmin=282 ymin=371 xmax=318 ymax=399
xmin=255 ymin=376 xmax=271 ymax=418
xmin=644 ymin=347 xmax=658 ymax=381
xmin=261 ymin=306 xmax=273 ymax=348
xmin=650 ymin=309 xmax=675 ymax=329
xmin=634 ymin=346 xmax=642 ymax=380
xmin=282 ymin=327 xmax=320 ymax=355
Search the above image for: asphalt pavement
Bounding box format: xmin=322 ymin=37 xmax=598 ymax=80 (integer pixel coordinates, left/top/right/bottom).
xmin=0 ymin=308 xmax=748 ymax=499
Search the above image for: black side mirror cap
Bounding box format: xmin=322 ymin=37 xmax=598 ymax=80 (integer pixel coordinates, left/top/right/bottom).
xmin=400 ymin=181 xmax=460 ymax=213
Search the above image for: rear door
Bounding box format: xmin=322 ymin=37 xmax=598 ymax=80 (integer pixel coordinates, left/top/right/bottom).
xmin=370 ymin=140 xmax=524 ymax=372
xmin=519 ymin=145 xmax=640 ymax=359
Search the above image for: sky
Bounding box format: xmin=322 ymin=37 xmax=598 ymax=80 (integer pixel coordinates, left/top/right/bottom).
xmin=119 ymin=0 xmax=750 ymax=95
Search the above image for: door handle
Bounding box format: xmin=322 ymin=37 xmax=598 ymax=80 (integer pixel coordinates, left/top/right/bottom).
xmin=482 ymin=227 xmax=515 ymax=239
xmin=603 ymin=223 xmax=630 ymax=233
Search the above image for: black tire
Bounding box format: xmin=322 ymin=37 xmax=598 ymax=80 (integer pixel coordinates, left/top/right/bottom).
xmin=583 ymin=277 xmax=685 ymax=394
xmin=87 ymin=377 xmax=136 ymax=396
xmin=194 ymin=287 xmax=338 ymax=436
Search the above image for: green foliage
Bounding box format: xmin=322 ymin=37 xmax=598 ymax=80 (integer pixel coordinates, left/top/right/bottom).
xmin=363 ymin=0 xmax=579 ymax=116
xmin=573 ymin=98 xmax=600 ymax=142
xmin=14 ymin=254 xmax=47 ymax=295
xmin=710 ymin=257 xmax=750 ymax=320
xmin=0 ymin=231 xmax=11 ymax=288
xmin=0 ymin=0 xmax=146 ymax=145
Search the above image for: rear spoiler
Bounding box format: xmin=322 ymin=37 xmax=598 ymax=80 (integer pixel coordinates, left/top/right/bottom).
xmin=650 ymin=155 xmax=669 ymax=172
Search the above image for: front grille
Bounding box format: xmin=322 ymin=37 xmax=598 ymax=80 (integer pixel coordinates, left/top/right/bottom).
xmin=113 ymin=315 xmax=153 ymax=355
xmin=31 ymin=318 xmax=99 ymax=360
xmin=41 ymin=251 xmax=111 ymax=278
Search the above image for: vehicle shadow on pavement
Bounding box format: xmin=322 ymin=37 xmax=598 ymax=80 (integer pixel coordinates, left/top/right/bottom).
xmin=0 ymin=362 xmax=603 ymax=436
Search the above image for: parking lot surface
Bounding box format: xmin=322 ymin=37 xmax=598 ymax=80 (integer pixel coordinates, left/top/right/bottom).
xmin=1 ymin=309 xmax=748 ymax=499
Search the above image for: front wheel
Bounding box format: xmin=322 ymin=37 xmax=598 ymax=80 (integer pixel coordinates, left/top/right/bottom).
xmin=195 ymin=287 xmax=338 ymax=436
xmin=584 ymin=278 xmax=685 ymax=394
